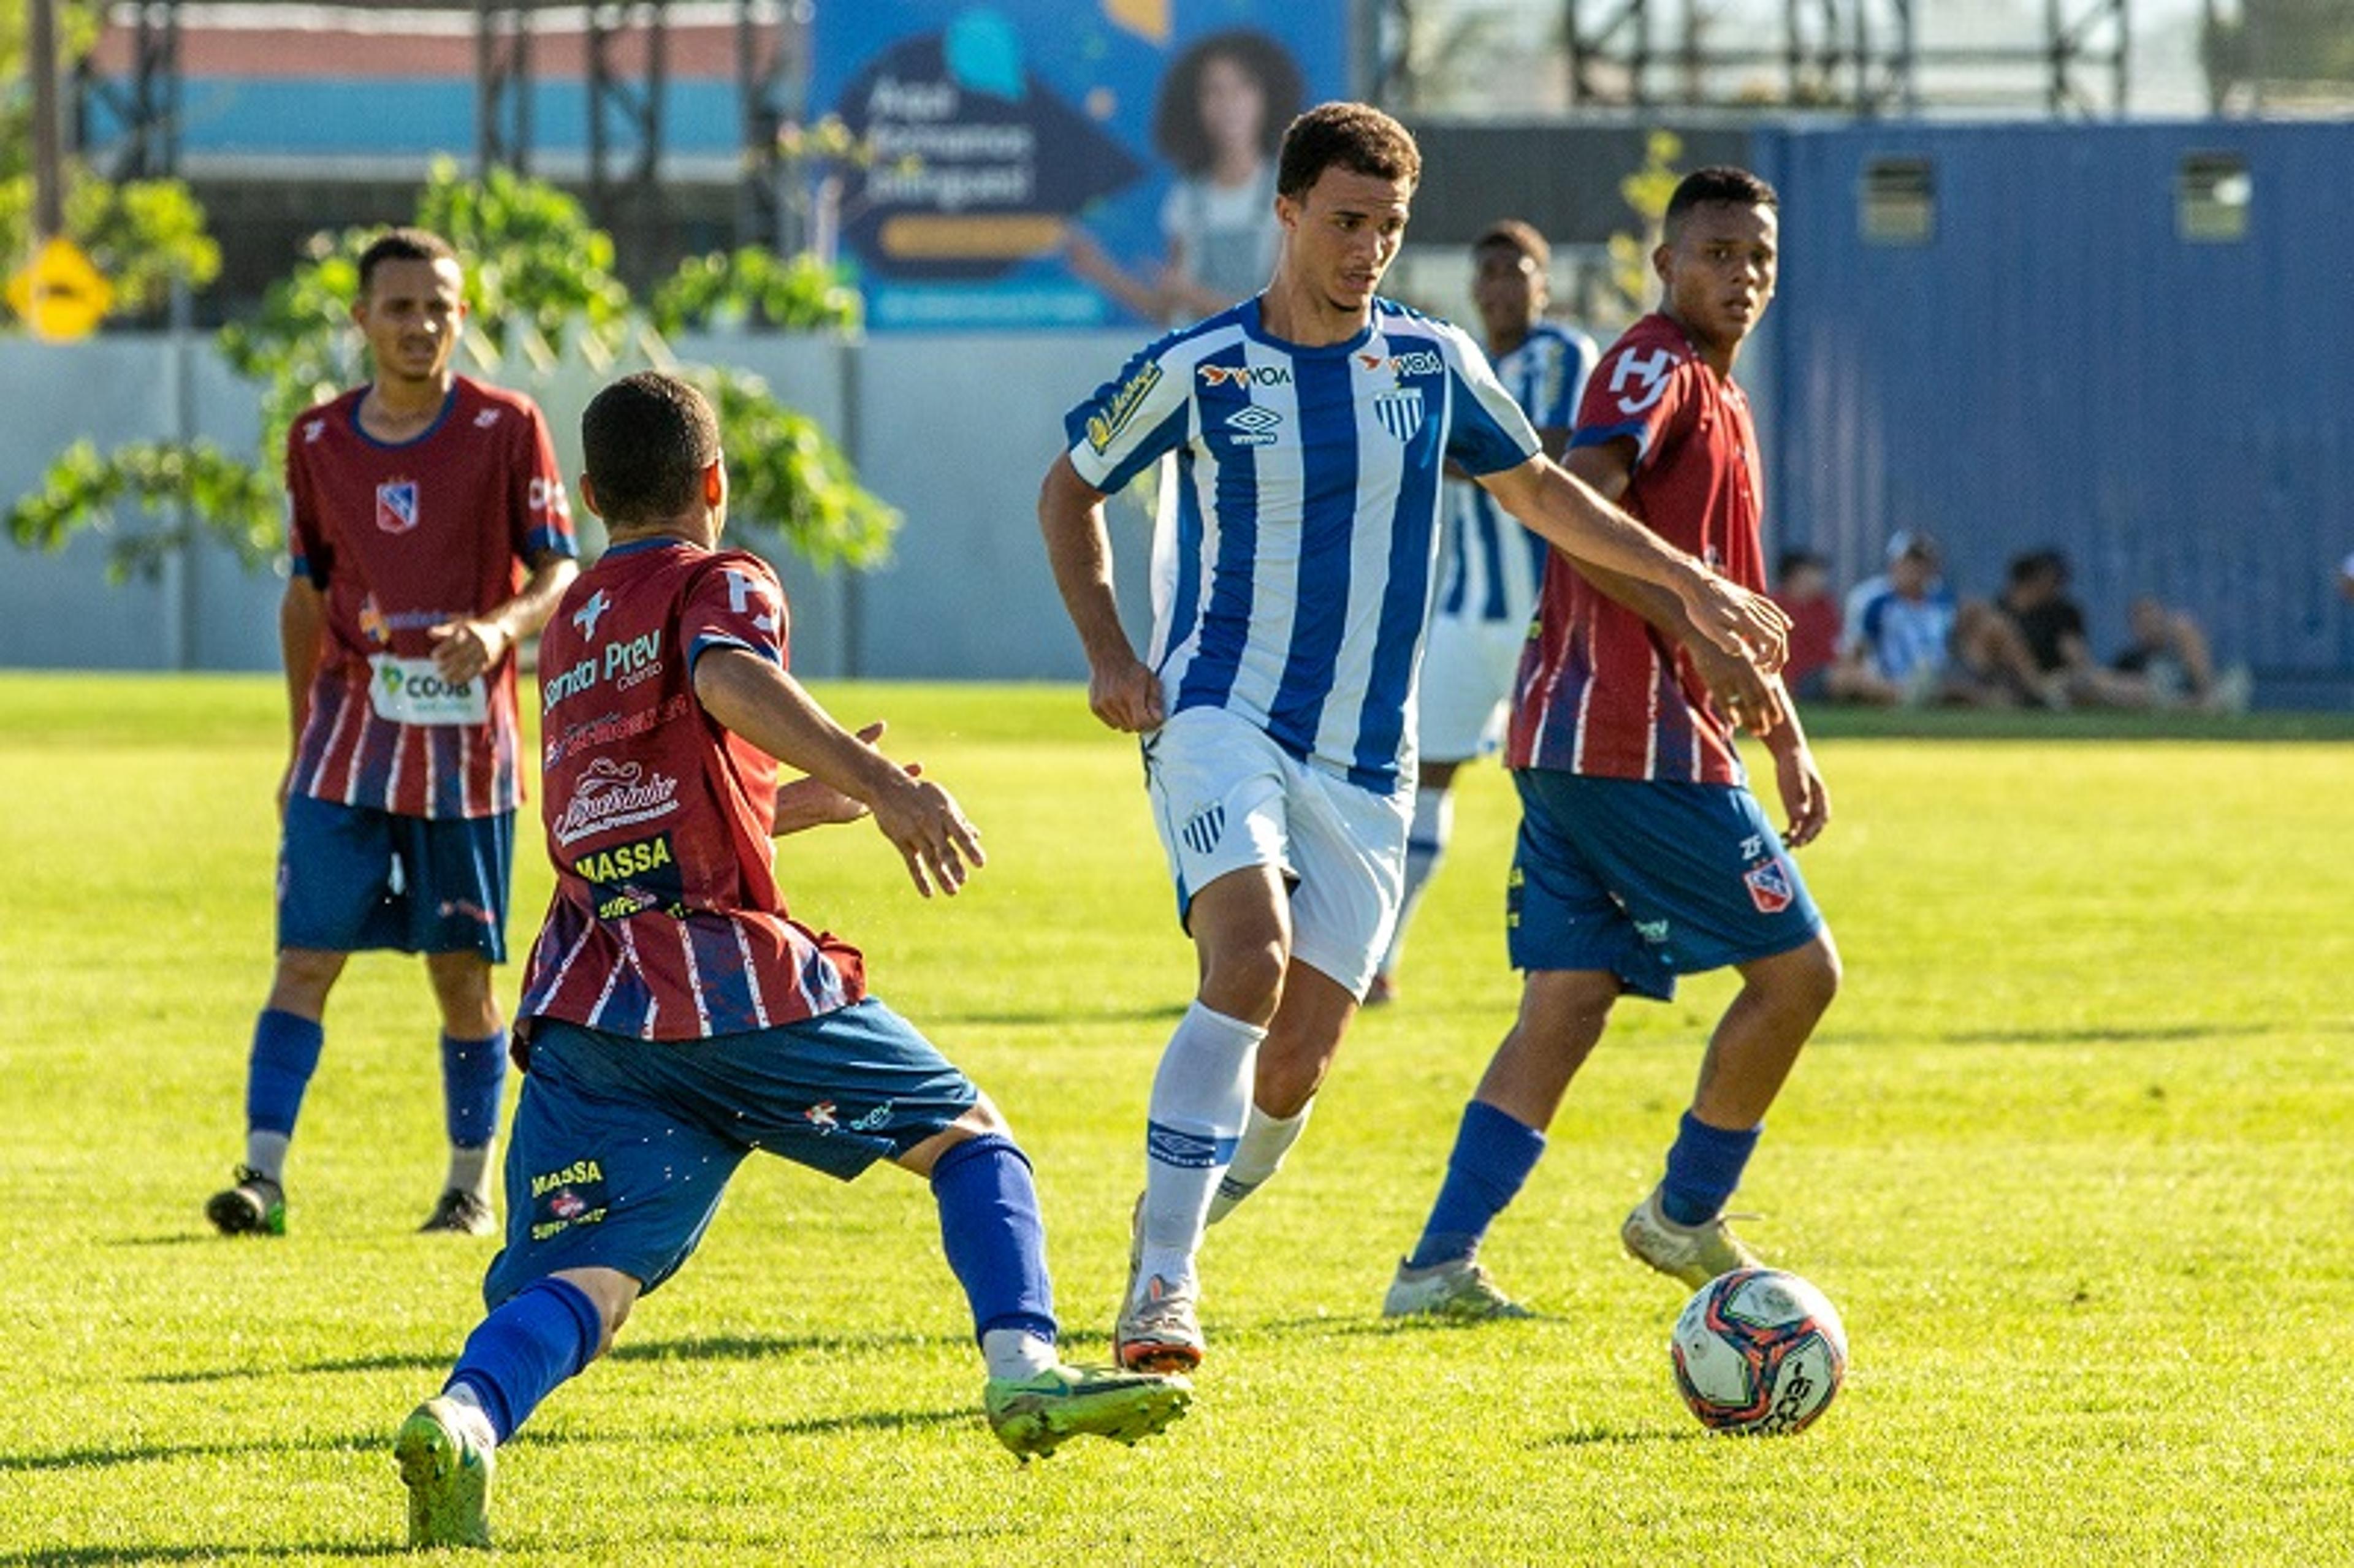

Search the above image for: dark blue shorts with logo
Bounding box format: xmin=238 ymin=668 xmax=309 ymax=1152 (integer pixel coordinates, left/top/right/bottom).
xmin=276 ymin=793 xmax=512 ymax=961
xmin=1507 ymin=771 xmax=1824 ymax=1002
xmin=481 ymin=999 xmax=980 ymax=1309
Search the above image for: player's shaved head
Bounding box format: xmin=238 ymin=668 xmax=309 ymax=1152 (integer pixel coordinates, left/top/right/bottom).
xmin=582 ymin=371 xmax=722 ymax=526
xmin=357 ymin=227 xmax=460 ymax=297
xmin=1276 ymin=101 xmax=1420 ymax=200
xmin=1663 ymin=167 xmax=1779 ymax=242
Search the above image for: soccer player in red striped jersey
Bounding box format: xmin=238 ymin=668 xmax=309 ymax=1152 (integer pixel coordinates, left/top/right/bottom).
xmin=1386 ymin=168 xmax=1842 ymax=1320
xmin=207 ymin=229 xmax=579 ymax=1241
xmin=395 ymin=372 xmax=1186 ymax=1548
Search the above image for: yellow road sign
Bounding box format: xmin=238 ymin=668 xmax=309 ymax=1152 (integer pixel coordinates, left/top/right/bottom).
xmin=6 ymin=237 xmax=115 ymax=342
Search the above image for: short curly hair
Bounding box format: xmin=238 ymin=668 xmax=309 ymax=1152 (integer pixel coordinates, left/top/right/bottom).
xmin=1275 ymin=101 xmax=1420 ymax=201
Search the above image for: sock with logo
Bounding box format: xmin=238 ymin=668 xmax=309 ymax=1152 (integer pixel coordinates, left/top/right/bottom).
xmin=444 ymin=1276 xmax=603 ymax=1443
xmin=439 ymin=1031 xmax=507 ymax=1197
xmin=1135 ymin=1002 xmax=1265 ymax=1294
xmin=243 ymin=1008 xmax=325 ymax=1181
xmin=1381 ymin=785 xmax=1454 ymax=980
xmin=1659 ymin=1111 xmax=1762 ymax=1226
xmin=931 ymin=1133 xmax=1057 ymax=1350
xmin=1405 ymin=1099 xmax=1546 ymax=1271
xmin=1206 ymin=1100 xmax=1312 ymax=1225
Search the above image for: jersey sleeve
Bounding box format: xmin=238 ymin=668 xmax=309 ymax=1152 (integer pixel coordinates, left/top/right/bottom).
xmin=512 ymin=399 xmax=579 ymax=563
xmin=682 ymin=554 xmax=791 ymax=673
xmin=1570 ymin=333 xmax=1694 ymax=474
xmin=283 ymin=421 xmax=330 ymax=588
xmin=1439 ymin=321 xmax=1541 ymax=476
xmin=1064 ymin=338 xmax=1194 ymax=493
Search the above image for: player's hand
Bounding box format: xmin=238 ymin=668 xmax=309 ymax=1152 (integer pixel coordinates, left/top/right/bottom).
xmin=428 ymin=616 xmax=510 ymax=683
xmin=868 ymin=772 xmax=986 ymax=898
xmin=1687 ymin=640 xmax=1785 ymax=736
xmin=1680 ymin=573 xmax=1789 ymax=674
xmin=1088 ymin=652 xmax=1165 ymax=733
xmin=1772 ymin=740 xmax=1831 ymax=848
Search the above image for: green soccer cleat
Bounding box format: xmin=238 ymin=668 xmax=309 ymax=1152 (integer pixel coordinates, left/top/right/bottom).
xmin=983 ymin=1364 xmax=1192 ymax=1460
xmin=1620 ymin=1186 xmax=1764 ymax=1289
xmin=395 ymin=1397 xmax=495 ymax=1550
xmin=1381 ymin=1255 xmax=1534 ymax=1321
xmin=206 ymin=1166 xmax=286 ymax=1237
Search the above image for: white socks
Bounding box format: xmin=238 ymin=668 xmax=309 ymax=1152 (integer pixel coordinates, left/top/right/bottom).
xmin=1135 ymin=1002 xmax=1266 ymax=1295
xmin=981 ymin=1328 xmax=1061 ymax=1382
xmin=243 ymin=1130 xmax=292 ymax=1185
xmin=444 ymin=1141 xmax=497 ymax=1201
xmin=1207 ymin=1100 xmax=1313 ymax=1225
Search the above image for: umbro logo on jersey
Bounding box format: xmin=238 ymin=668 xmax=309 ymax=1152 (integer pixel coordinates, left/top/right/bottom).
xmin=474 ymin=408 xmax=502 ymax=428
xmin=571 ymin=590 xmax=611 ymax=638
xmin=1180 ymin=802 xmax=1226 ymax=856
xmin=1373 ymin=387 xmax=1425 ymax=443
xmin=375 ymin=479 xmax=419 ymax=535
xmin=1224 ymin=406 xmax=1282 ymax=447
xmin=302 ymin=419 xmax=326 ymax=444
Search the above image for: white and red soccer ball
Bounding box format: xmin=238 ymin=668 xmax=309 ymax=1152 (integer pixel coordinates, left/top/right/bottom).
xmin=1669 ymin=1267 xmax=1848 ymax=1435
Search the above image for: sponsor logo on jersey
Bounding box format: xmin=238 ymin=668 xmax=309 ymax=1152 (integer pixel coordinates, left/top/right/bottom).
xmin=1608 ymin=346 xmax=1676 ymax=415
xmin=805 ymin=1101 xmax=839 ymax=1130
xmin=571 ymin=589 xmax=611 ymax=639
xmin=1373 ymin=386 xmax=1426 ymax=443
xmin=375 ymin=479 xmax=420 ymax=535
xmin=357 ymin=593 xmax=390 ymax=647
xmin=1084 ymin=362 xmax=1162 ymax=454
xmin=1222 ymin=406 xmax=1282 ymax=447
xmin=531 ymin=1159 xmax=605 ymax=1197
xmin=570 ymin=831 xmax=676 ymax=886
xmin=543 ymin=692 xmax=696 ymax=770
xmin=572 ymin=831 xmax=685 ymax=919
xmin=554 ymin=758 xmax=681 ymax=845
xmin=1198 ymin=362 xmax=1292 ymax=389
xmin=1358 ymin=349 xmax=1444 ymax=379
xmin=528 ymin=1159 xmax=609 ymax=1239
xmin=528 ymin=476 xmax=570 ymax=520
xmin=1743 ymin=858 xmax=1795 ymax=914
xmin=542 ymin=627 xmax=665 ymax=714
xmin=722 ymin=569 xmax=781 ymax=636
xmin=366 ymin=655 xmax=487 ymax=726
xmin=474 ymin=408 xmax=502 ymax=428
xmin=303 ymin=419 xmax=326 ymax=444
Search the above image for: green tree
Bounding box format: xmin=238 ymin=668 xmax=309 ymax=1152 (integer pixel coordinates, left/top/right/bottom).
xmin=8 ymin=165 xmax=896 ymax=581
xmin=1606 ymin=129 xmax=1683 ymax=319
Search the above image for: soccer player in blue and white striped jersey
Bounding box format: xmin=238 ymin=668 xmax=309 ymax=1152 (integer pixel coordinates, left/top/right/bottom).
xmin=1038 ymin=102 xmax=1789 ymax=1378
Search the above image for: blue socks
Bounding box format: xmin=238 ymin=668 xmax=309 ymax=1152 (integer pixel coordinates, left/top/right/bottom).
xmin=446 ymin=1277 xmax=603 ymax=1443
xmin=1659 ymin=1111 xmax=1762 ymax=1226
xmin=1406 ymin=1100 xmax=1546 ymax=1270
xmin=245 ymin=1008 xmax=325 ymax=1136
xmin=930 ymin=1134 xmax=1057 ymax=1345
xmin=440 ymin=1031 xmax=508 ymax=1149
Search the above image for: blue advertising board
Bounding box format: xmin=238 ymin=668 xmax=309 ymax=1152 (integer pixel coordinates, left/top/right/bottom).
xmin=810 ymin=1 xmax=1350 ymax=330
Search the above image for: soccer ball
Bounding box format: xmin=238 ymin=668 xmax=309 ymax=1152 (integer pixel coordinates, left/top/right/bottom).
xmin=1669 ymin=1267 xmax=1848 ymax=1435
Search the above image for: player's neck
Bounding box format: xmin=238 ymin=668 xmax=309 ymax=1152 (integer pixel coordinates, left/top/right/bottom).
xmin=1487 ymin=322 xmax=1532 ymax=359
xmin=1661 ymin=307 xmax=1742 ymax=380
xmin=606 ymin=516 xmax=718 ymax=552
xmin=1257 ymin=276 xmax=1370 ymax=348
xmin=360 ymin=373 xmax=455 ymax=440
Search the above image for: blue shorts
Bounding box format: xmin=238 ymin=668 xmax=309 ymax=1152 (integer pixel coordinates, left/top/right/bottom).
xmin=1507 ymin=771 xmax=1824 ymax=1002
xmin=276 ymin=794 xmax=512 ymax=961
xmin=481 ymin=1000 xmax=981 ymax=1308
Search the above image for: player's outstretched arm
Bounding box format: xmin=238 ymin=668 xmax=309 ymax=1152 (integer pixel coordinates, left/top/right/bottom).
xmin=693 ymin=650 xmax=984 ymax=897
xmin=772 ymin=721 xmax=912 ymax=836
xmin=428 ymin=547 xmax=581 ymax=685
xmin=1038 ymin=454 xmax=1164 ymax=733
xmin=1480 ymin=455 xmax=1789 ymax=671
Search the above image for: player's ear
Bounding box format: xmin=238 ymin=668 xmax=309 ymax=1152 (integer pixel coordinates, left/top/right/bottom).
xmin=702 ymin=460 xmax=726 ymax=509
xmin=577 ymin=473 xmax=602 ymax=519
xmin=1651 ymin=240 xmax=1673 ymax=289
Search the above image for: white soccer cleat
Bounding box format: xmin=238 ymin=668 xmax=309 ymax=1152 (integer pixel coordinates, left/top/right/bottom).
xmin=1382 ymin=1255 xmax=1534 ymax=1320
xmin=1620 ymin=1186 xmax=1764 ymax=1289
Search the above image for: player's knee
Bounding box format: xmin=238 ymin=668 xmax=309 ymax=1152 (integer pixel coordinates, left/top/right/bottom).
xmin=1200 ymin=936 xmax=1289 ymax=1019
xmin=1767 ymin=935 xmax=1842 ymax=1018
xmin=269 ymin=948 xmax=345 ymax=1011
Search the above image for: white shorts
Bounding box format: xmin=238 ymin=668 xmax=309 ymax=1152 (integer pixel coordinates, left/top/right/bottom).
xmin=1141 ymin=706 xmax=1411 ymax=1000
xmin=1415 ymin=611 xmax=1528 ymax=764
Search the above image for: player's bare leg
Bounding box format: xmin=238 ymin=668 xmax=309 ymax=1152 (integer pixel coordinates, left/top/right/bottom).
xmin=418 ymin=951 xmax=506 ymax=1235
xmin=1118 ymin=869 xmax=1286 ymax=1372
xmin=1625 ymin=932 xmax=1842 ymax=1286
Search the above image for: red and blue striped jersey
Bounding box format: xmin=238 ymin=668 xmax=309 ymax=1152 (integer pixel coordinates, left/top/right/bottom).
xmin=519 ymin=539 xmax=866 ymax=1041
xmin=284 ymin=376 xmax=576 ymax=818
xmin=1507 ymin=314 xmax=1765 ymax=783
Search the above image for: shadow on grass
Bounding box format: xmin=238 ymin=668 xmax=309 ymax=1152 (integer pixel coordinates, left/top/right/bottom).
xmin=143 ymin=1328 xmax=954 ymax=1386
xmin=1535 ymin=1421 xmax=1702 ymax=1448
xmin=0 ymin=1431 xmax=376 ymax=1475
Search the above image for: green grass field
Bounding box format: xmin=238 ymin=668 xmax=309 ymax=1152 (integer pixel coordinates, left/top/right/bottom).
xmin=4 ymin=672 xmax=2350 ymax=1565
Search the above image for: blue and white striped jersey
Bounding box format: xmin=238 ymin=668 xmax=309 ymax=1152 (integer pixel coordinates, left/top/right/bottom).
xmin=1437 ymin=322 xmax=1598 ymax=630
xmin=1065 ymin=296 xmax=1540 ymax=794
